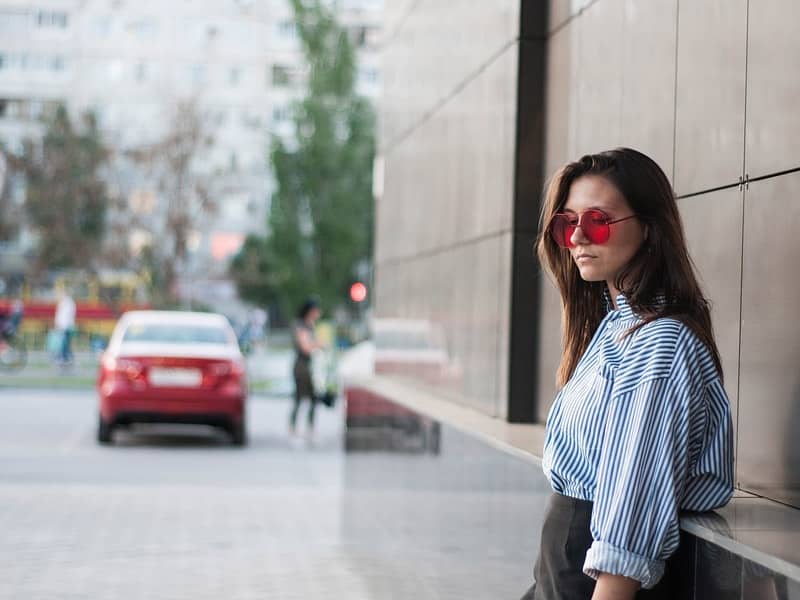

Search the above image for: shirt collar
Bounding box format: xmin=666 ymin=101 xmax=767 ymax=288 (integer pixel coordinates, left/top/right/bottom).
xmin=605 ymin=291 xmax=635 ymax=321
xmin=604 ymin=287 xmax=667 ymax=321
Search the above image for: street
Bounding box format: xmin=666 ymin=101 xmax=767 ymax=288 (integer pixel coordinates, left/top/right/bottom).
xmin=0 ymin=387 xmax=547 ymax=599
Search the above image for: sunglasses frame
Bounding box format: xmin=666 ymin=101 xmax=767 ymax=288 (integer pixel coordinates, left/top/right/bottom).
xmin=548 ymin=209 xmax=637 ymax=248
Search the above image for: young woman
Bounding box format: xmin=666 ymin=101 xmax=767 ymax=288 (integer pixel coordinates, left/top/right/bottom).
xmin=289 ymin=297 xmax=324 ymax=440
xmin=521 ymin=148 xmax=734 ymax=600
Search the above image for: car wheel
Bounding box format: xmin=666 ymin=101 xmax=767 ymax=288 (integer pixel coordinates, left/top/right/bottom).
xmin=230 ymin=422 xmax=247 ymax=447
xmin=97 ymin=414 xmax=114 ymax=445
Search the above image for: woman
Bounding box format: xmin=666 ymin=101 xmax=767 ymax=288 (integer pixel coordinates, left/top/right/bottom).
xmin=522 ymin=148 xmax=734 ymax=600
xmin=289 ymin=297 xmax=324 ymax=440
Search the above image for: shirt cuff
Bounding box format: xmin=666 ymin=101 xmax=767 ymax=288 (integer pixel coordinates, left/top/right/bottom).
xmin=583 ymin=540 xmax=665 ymax=589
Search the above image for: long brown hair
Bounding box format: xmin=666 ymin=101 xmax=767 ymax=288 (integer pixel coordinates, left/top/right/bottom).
xmin=537 ymin=148 xmax=722 ymax=387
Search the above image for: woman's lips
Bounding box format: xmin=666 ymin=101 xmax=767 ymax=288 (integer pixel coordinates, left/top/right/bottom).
xmin=575 ymin=255 xmax=596 ymax=263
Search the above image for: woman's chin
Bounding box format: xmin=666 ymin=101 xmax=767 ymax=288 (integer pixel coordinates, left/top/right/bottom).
xmin=576 ymin=266 xmax=605 ymax=282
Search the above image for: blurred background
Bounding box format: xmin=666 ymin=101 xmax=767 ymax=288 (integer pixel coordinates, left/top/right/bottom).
xmin=0 ymin=0 xmax=378 ymax=369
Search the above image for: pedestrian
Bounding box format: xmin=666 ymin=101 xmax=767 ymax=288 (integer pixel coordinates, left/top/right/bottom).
xmin=289 ymin=297 xmax=325 ymax=442
xmin=521 ymin=148 xmax=734 ymax=600
xmin=54 ymin=289 xmax=76 ymax=366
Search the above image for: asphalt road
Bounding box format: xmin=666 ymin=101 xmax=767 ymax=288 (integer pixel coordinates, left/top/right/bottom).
xmin=0 ymin=388 xmax=547 ymax=599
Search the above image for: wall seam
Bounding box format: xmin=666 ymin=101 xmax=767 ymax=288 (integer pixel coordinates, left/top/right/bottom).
xmin=671 ymin=0 xmax=680 ymax=183
xmin=741 ymin=0 xmax=750 ymax=180
xmin=675 ymin=163 xmax=800 ymax=202
xmin=377 ymin=229 xmax=515 ymax=268
xmin=380 ymin=0 xmax=424 ymax=50
xmin=382 ymin=37 xmax=519 ymax=155
xmin=734 ymin=0 xmax=751 ymax=489
xmin=549 ymin=0 xmax=602 ymax=38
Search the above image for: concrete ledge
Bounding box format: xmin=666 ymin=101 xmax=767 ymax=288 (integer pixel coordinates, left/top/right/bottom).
xmin=350 ymin=375 xmax=546 ymax=464
xmin=348 ymin=374 xmax=800 ymax=585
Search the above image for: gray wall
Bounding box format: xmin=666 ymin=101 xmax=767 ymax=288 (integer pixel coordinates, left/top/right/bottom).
xmin=376 ymin=0 xmax=800 ymax=506
xmin=539 ymin=0 xmax=800 ymax=507
xmin=375 ymin=0 xmax=521 ymax=417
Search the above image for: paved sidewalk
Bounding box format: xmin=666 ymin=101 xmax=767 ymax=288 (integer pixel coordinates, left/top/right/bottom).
xmin=0 ymin=388 xmax=548 ymax=599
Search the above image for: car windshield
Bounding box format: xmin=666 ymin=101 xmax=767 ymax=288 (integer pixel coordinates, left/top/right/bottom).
xmin=122 ymin=323 xmax=230 ymax=345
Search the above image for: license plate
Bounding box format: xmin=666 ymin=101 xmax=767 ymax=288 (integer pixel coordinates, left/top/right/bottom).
xmin=149 ymin=367 xmax=202 ymax=387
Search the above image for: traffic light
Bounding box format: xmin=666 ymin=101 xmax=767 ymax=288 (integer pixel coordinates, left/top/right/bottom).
xmin=349 ymin=282 xmax=367 ymax=303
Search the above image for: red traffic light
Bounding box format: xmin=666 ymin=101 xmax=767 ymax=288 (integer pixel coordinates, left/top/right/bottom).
xmin=350 ymin=282 xmax=367 ymax=303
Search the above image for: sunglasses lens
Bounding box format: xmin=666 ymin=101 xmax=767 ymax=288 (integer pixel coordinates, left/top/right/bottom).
xmin=550 ymin=215 xmax=576 ymax=248
xmin=582 ymin=209 xmax=610 ymax=244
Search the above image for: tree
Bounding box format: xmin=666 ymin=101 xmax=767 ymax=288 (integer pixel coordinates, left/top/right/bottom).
xmin=232 ymin=0 xmax=375 ymax=320
xmin=6 ymin=105 xmax=111 ymax=273
xmin=126 ymin=101 xmax=214 ymax=306
xmin=0 ymin=150 xmax=21 ymax=242
xmin=229 ymin=236 xmax=277 ymax=305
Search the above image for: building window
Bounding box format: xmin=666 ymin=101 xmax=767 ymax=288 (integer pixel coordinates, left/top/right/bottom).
xmin=134 ymin=62 xmax=149 ymax=83
xmin=126 ymin=17 xmax=158 ymax=38
xmin=204 ymin=107 xmax=228 ymax=127
xmin=190 ymin=63 xmax=206 ymax=85
xmin=240 ymin=109 xmax=262 ymax=129
xmin=271 ymin=64 xmax=291 ymax=87
xmin=359 ymin=66 xmax=379 ymax=85
xmin=276 ymin=20 xmax=297 ymax=40
xmin=27 ymin=100 xmax=42 ymax=119
xmin=92 ymin=16 xmax=113 ymax=36
xmin=228 ymin=67 xmax=241 ymax=86
xmin=35 ymin=10 xmax=68 ymax=29
xmin=0 ymin=9 xmax=31 ymax=32
xmin=349 ymin=25 xmax=379 ymax=49
xmin=272 ymin=105 xmax=291 ymax=124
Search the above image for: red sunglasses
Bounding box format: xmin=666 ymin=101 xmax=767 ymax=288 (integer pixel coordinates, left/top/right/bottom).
xmin=548 ymin=209 xmax=637 ymax=248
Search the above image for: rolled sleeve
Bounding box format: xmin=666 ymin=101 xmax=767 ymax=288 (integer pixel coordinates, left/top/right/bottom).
xmin=584 ymin=540 xmax=665 ymax=589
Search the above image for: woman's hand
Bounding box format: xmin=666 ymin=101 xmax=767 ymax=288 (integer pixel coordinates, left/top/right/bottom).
xmin=591 ymin=573 xmax=640 ymax=600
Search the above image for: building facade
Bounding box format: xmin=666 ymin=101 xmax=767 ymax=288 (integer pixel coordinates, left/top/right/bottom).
xmin=375 ymin=0 xmax=800 ymax=516
xmin=0 ymin=0 xmax=381 ymax=308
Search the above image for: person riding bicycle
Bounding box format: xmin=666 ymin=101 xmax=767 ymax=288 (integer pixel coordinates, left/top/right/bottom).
xmin=0 ymin=297 xmax=23 ymax=339
xmin=0 ymin=295 xmax=26 ymax=371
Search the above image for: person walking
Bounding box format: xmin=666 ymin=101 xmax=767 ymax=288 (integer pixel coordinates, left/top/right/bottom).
xmin=54 ymin=290 xmax=76 ymax=366
xmin=521 ymin=148 xmax=734 ymax=600
xmin=289 ymin=297 xmax=324 ymax=442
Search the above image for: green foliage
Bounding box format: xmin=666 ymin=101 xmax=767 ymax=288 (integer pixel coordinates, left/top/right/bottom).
xmin=11 ymin=105 xmax=110 ymax=272
xmin=230 ymin=235 xmax=277 ymax=305
xmin=231 ymin=0 xmax=375 ymax=320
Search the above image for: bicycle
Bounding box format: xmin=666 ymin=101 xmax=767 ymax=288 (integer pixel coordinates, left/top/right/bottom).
xmin=0 ymin=333 xmax=27 ymax=371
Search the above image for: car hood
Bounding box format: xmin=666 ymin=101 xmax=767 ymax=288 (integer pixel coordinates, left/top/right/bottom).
xmin=115 ymin=342 xmax=242 ymax=360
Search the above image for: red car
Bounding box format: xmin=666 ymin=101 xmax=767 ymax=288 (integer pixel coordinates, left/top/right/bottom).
xmin=97 ymin=311 xmax=247 ymax=446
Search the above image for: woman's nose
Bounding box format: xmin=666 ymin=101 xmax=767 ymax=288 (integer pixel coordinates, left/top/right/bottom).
xmin=569 ymin=224 xmax=589 ymax=246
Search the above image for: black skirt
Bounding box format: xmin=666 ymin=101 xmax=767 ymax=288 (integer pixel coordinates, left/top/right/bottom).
xmin=520 ymin=493 xmax=692 ymax=600
xmin=293 ymin=358 xmax=314 ymax=400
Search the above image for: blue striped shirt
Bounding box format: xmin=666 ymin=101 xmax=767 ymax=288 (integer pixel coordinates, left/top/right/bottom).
xmin=541 ymin=293 xmax=734 ymax=589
